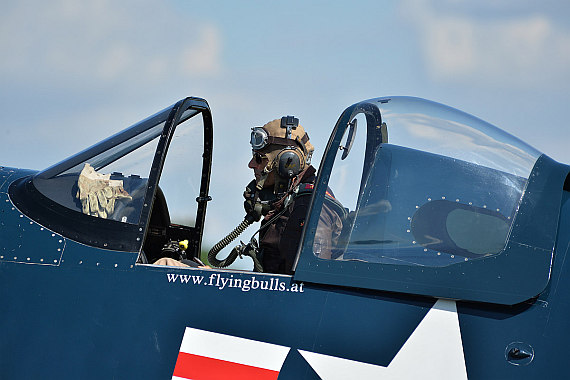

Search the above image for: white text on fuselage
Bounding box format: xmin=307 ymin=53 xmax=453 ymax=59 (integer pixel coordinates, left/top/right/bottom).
xmin=167 ymin=273 xmax=304 ymax=293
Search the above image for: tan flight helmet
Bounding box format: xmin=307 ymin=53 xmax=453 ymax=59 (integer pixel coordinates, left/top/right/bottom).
xmin=251 ymin=116 xmax=314 ymax=191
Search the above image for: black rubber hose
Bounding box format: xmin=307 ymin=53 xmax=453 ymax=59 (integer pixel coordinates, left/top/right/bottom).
xmin=207 ymin=219 xmax=252 ymax=267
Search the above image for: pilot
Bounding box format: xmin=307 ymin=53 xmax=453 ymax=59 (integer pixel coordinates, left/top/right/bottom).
xmin=247 ymin=116 xmax=344 ymax=274
xmin=153 ymin=116 xmax=344 ymax=273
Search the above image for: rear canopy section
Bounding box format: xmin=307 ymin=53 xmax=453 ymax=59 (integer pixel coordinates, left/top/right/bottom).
xmin=294 ymin=97 xmax=567 ymax=305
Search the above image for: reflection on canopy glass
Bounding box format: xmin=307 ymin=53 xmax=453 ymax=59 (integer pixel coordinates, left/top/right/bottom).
xmin=316 ymin=97 xmax=539 ymax=267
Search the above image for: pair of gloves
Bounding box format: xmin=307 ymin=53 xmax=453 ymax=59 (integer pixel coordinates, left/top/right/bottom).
xmin=76 ymin=163 xmax=132 ymax=219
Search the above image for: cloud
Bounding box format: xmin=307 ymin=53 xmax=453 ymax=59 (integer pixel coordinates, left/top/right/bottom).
xmin=0 ymin=0 xmax=223 ymax=86
xmin=403 ymin=0 xmax=570 ymax=88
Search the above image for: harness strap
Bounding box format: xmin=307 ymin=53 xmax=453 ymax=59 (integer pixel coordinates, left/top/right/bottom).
xmin=265 ymin=166 xmax=315 ymax=216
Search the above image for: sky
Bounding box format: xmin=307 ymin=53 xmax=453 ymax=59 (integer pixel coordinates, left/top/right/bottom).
xmin=1 ymin=0 xmax=569 ymax=263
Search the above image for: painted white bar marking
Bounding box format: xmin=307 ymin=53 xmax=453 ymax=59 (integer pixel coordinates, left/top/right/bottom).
xmin=178 ymin=327 xmax=290 ymax=371
xmin=299 ymin=299 xmax=467 ymax=379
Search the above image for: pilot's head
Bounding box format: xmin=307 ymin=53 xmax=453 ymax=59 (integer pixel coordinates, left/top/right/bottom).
xmin=248 ymin=116 xmax=314 ymax=192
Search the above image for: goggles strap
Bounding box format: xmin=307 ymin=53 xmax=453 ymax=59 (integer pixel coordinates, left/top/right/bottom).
xmin=267 ymin=132 xmax=308 ymax=147
xmin=253 ymin=133 xmax=309 ymax=151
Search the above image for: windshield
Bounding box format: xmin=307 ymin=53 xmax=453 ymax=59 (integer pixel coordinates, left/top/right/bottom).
xmin=32 ymin=107 xmax=175 ymax=225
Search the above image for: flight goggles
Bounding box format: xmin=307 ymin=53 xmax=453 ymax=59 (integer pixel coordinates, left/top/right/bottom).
xmin=250 ymin=127 xmax=269 ymax=151
xmin=250 ymin=127 xmax=308 ymax=151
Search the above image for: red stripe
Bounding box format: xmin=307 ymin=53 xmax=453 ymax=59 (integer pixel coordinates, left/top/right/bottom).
xmin=302 ymin=183 xmax=335 ymax=199
xmin=173 ymin=352 xmax=280 ymax=380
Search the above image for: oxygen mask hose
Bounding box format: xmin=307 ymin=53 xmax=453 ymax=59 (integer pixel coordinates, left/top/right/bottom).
xmin=207 ymin=217 xmax=254 ymax=268
xmin=207 ymin=181 xmax=269 ymax=269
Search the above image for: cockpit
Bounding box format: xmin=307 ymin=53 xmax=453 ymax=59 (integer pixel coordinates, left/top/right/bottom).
xmin=7 ymin=95 xmax=566 ymax=306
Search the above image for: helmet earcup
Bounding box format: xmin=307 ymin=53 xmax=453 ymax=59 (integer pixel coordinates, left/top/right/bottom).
xmin=277 ymin=149 xmax=303 ymax=178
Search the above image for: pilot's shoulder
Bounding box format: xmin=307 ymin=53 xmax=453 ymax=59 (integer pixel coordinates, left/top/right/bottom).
xmin=296 ymin=182 xmax=348 ymax=219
